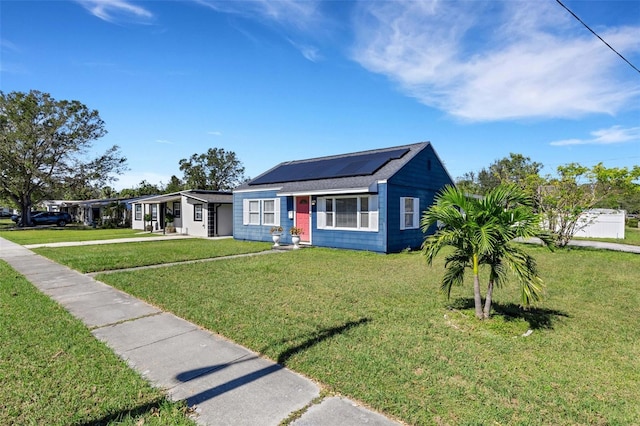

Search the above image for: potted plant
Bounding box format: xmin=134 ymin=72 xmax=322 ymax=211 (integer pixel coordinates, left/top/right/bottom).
xmin=270 ymin=226 xmax=283 ymax=247
xmin=164 ymin=211 xmax=176 ymax=234
xmin=144 ymin=213 xmax=153 ymax=232
xmin=289 ymin=226 xmax=303 ymax=249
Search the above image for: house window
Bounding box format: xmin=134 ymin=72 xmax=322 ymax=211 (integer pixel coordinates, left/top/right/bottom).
xmin=360 ymin=196 xmax=369 ymax=229
xmin=400 ymin=197 xmax=420 ymax=230
xmin=325 ymin=199 xmax=333 ymax=227
xmin=319 ymin=195 xmax=378 ymax=231
xmin=151 ymin=204 xmax=158 ymax=221
xmin=134 ymin=204 xmax=142 ymax=221
xmin=194 ymin=204 xmax=203 ymax=221
xmin=242 ymin=198 xmax=280 ymax=226
xmin=262 ymin=199 xmax=276 ymax=225
xmin=173 ymin=201 xmax=181 ymax=218
xmin=248 ymin=200 xmax=260 ymax=225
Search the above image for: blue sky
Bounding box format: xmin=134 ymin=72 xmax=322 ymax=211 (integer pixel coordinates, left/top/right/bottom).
xmin=2 ymin=0 xmax=639 ymax=190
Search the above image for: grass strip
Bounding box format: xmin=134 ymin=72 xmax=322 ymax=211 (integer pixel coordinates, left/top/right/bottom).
xmin=33 ymin=239 xmax=272 ymax=273
xmin=0 ymin=227 xmax=159 ymax=245
xmin=0 ymin=260 xmax=195 ymax=426
xmin=93 ymin=246 xmax=640 ymax=425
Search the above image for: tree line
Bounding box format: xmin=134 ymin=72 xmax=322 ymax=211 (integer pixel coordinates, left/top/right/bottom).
xmin=1 ymin=90 xmax=246 ymax=226
xmin=455 ymin=153 xmax=640 ymax=246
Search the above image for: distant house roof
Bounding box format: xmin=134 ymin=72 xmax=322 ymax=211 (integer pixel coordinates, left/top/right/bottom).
xmin=235 ymin=142 xmax=432 ymax=195
xmin=52 ymin=196 xmax=148 ymax=208
xmin=136 ymin=190 xmax=232 ymax=204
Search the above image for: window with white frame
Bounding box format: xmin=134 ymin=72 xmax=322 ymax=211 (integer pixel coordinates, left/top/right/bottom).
xmin=318 ymin=195 xmax=378 ymax=231
xmin=262 ymin=199 xmax=277 ymax=225
xmin=242 ymin=198 xmax=280 ymax=226
xmin=173 ymin=201 xmax=181 ymax=218
xmin=151 ymin=204 xmax=158 ymax=220
xmin=135 ymin=204 xmax=142 ymax=221
xmin=400 ymin=197 xmax=420 ymax=230
xmin=194 ymin=204 xmax=203 ymax=221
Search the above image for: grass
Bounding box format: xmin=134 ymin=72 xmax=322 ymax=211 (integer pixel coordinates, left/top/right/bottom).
xmin=58 ymin=244 xmax=638 ymax=426
xmin=33 ymin=238 xmax=272 ymax=273
xmin=0 ymin=225 xmax=159 ymax=245
xmin=574 ymin=225 xmax=640 ymax=246
xmin=0 ymin=260 xmax=196 ymax=426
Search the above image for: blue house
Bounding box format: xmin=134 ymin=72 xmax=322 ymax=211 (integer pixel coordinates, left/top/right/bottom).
xmin=232 ymin=142 xmax=454 ymax=253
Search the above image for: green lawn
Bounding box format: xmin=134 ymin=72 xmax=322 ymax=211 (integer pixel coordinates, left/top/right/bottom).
xmin=33 ymin=239 xmax=272 ymax=273
xmin=0 ymin=226 xmax=159 ymax=245
xmin=0 ymin=260 xmax=196 ymax=426
xmin=76 ymin=245 xmax=636 ymax=425
xmin=575 ymin=225 xmax=640 ymax=246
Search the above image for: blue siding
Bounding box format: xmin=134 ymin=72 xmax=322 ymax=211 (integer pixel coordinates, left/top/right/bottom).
xmin=233 ymin=190 xmax=295 ymax=244
xmin=386 ymin=145 xmax=454 ymax=252
xmin=310 ymin=188 xmax=386 ymax=253
xmin=233 ymin=144 xmax=453 ymax=253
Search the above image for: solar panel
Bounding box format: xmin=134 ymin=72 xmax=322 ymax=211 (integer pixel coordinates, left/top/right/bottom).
xmin=249 ymin=148 xmax=409 ymax=185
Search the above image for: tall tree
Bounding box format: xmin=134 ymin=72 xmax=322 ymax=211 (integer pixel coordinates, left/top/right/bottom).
xmin=178 ymin=147 xmax=245 ymax=191
xmin=456 ymin=153 xmax=543 ymax=196
xmin=163 ymin=175 xmax=184 ymax=193
xmin=0 ymin=90 xmax=126 ymax=225
xmin=421 ymin=185 xmax=553 ymax=320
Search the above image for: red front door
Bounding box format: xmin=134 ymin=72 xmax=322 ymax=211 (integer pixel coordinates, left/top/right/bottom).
xmin=295 ymin=196 xmax=311 ymax=243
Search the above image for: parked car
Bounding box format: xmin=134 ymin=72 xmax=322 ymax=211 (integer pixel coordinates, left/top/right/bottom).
xmin=11 ymin=211 xmax=45 ymax=225
xmin=12 ymin=211 xmax=71 ymax=227
xmin=32 ymin=212 xmax=72 ymax=226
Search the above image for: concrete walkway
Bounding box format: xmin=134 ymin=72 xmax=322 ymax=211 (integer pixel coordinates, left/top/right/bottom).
xmin=0 ymin=237 xmax=401 ymax=426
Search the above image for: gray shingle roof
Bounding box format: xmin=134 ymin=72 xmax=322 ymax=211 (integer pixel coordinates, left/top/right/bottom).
xmin=235 ymin=142 xmax=431 ymax=194
xmin=136 ymin=190 xmax=232 ymax=204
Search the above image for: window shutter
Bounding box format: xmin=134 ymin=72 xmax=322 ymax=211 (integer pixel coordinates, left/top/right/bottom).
xmin=243 ymin=199 xmax=250 ymax=225
xmin=400 ymin=197 xmax=406 ymax=230
xmin=274 ymin=198 xmax=281 ymax=226
xmin=412 ymin=198 xmax=420 ymax=229
xmin=317 ymin=198 xmax=326 ymax=229
xmin=369 ymin=195 xmax=379 ymax=231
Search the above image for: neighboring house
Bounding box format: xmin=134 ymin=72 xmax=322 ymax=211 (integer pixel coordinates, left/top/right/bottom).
xmin=131 ymin=190 xmax=233 ymax=238
xmin=45 ymin=197 xmax=143 ymax=226
xmin=233 ymin=142 xmax=454 ymax=253
xmin=1 ymin=206 xmax=16 ymax=217
xmin=573 ymin=209 xmax=626 ymax=239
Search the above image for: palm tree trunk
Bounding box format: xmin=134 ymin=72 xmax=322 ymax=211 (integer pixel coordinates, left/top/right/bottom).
xmin=473 ymin=254 xmax=483 ymax=319
xmin=483 ymin=280 xmax=494 ymax=319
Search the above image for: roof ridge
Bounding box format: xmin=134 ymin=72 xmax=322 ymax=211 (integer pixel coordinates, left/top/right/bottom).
xmin=283 ymin=141 xmax=429 ymax=165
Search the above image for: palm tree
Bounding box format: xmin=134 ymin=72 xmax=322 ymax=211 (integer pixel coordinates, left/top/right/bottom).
xmin=421 ymin=184 xmax=553 ymax=319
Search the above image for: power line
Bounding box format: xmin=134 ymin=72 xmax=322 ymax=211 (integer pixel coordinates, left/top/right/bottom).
xmin=555 ymin=0 xmax=640 ymax=75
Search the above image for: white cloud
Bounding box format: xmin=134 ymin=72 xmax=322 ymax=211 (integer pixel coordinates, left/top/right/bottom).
xmin=75 ymin=0 xmax=153 ymax=24
xmin=193 ymin=0 xmax=321 ymax=31
xmin=550 ymin=125 xmax=640 ymax=146
xmin=287 ymin=38 xmax=322 ymax=62
xmin=351 ymin=0 xmax=640 ymax=121
xmin=194 ymin=0 xmax=325 ymax=61
xmin=155 ymin=139 xmax=173 ymax=145
xmin=207 ymin=131 xmax=222 ymax=136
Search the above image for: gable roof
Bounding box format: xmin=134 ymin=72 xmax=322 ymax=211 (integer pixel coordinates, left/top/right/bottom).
xmin=235 ymin=142 xmax=432 ymax=195
xmin=136 ymin=190 xmax=232 ymax=204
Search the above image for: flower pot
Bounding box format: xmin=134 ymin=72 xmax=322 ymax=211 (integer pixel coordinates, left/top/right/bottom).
xmin=272 ymin=234 xmax=281 ymax=247
xmin=291 ymin=235 xmax=301 ymax=249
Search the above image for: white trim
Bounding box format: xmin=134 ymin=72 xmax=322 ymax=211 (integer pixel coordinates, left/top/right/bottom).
xmin=234 ymin=187 xmax=283 ymax=194
xmin=277 ymin=187 xmax=371 ymax=197
xmin=400 ymin=197 xmax=420 ymax=230
xmin=318 ymin=194 xmax=378 ymax=231
xmin=243 ymin=197 xmax=280 ymax=226
xmin=243 ymin=199 xmax=250 ymax=225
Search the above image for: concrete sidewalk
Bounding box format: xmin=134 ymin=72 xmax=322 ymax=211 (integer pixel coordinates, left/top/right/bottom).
xmin=22 ymin=232 xmax=201 ymax=249
xmin=0 ymin=237 xmax=400 ymax=426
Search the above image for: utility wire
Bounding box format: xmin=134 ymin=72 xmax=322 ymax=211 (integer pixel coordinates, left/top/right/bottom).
xmin=555 ymin=0 xmax=640 ymax=75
